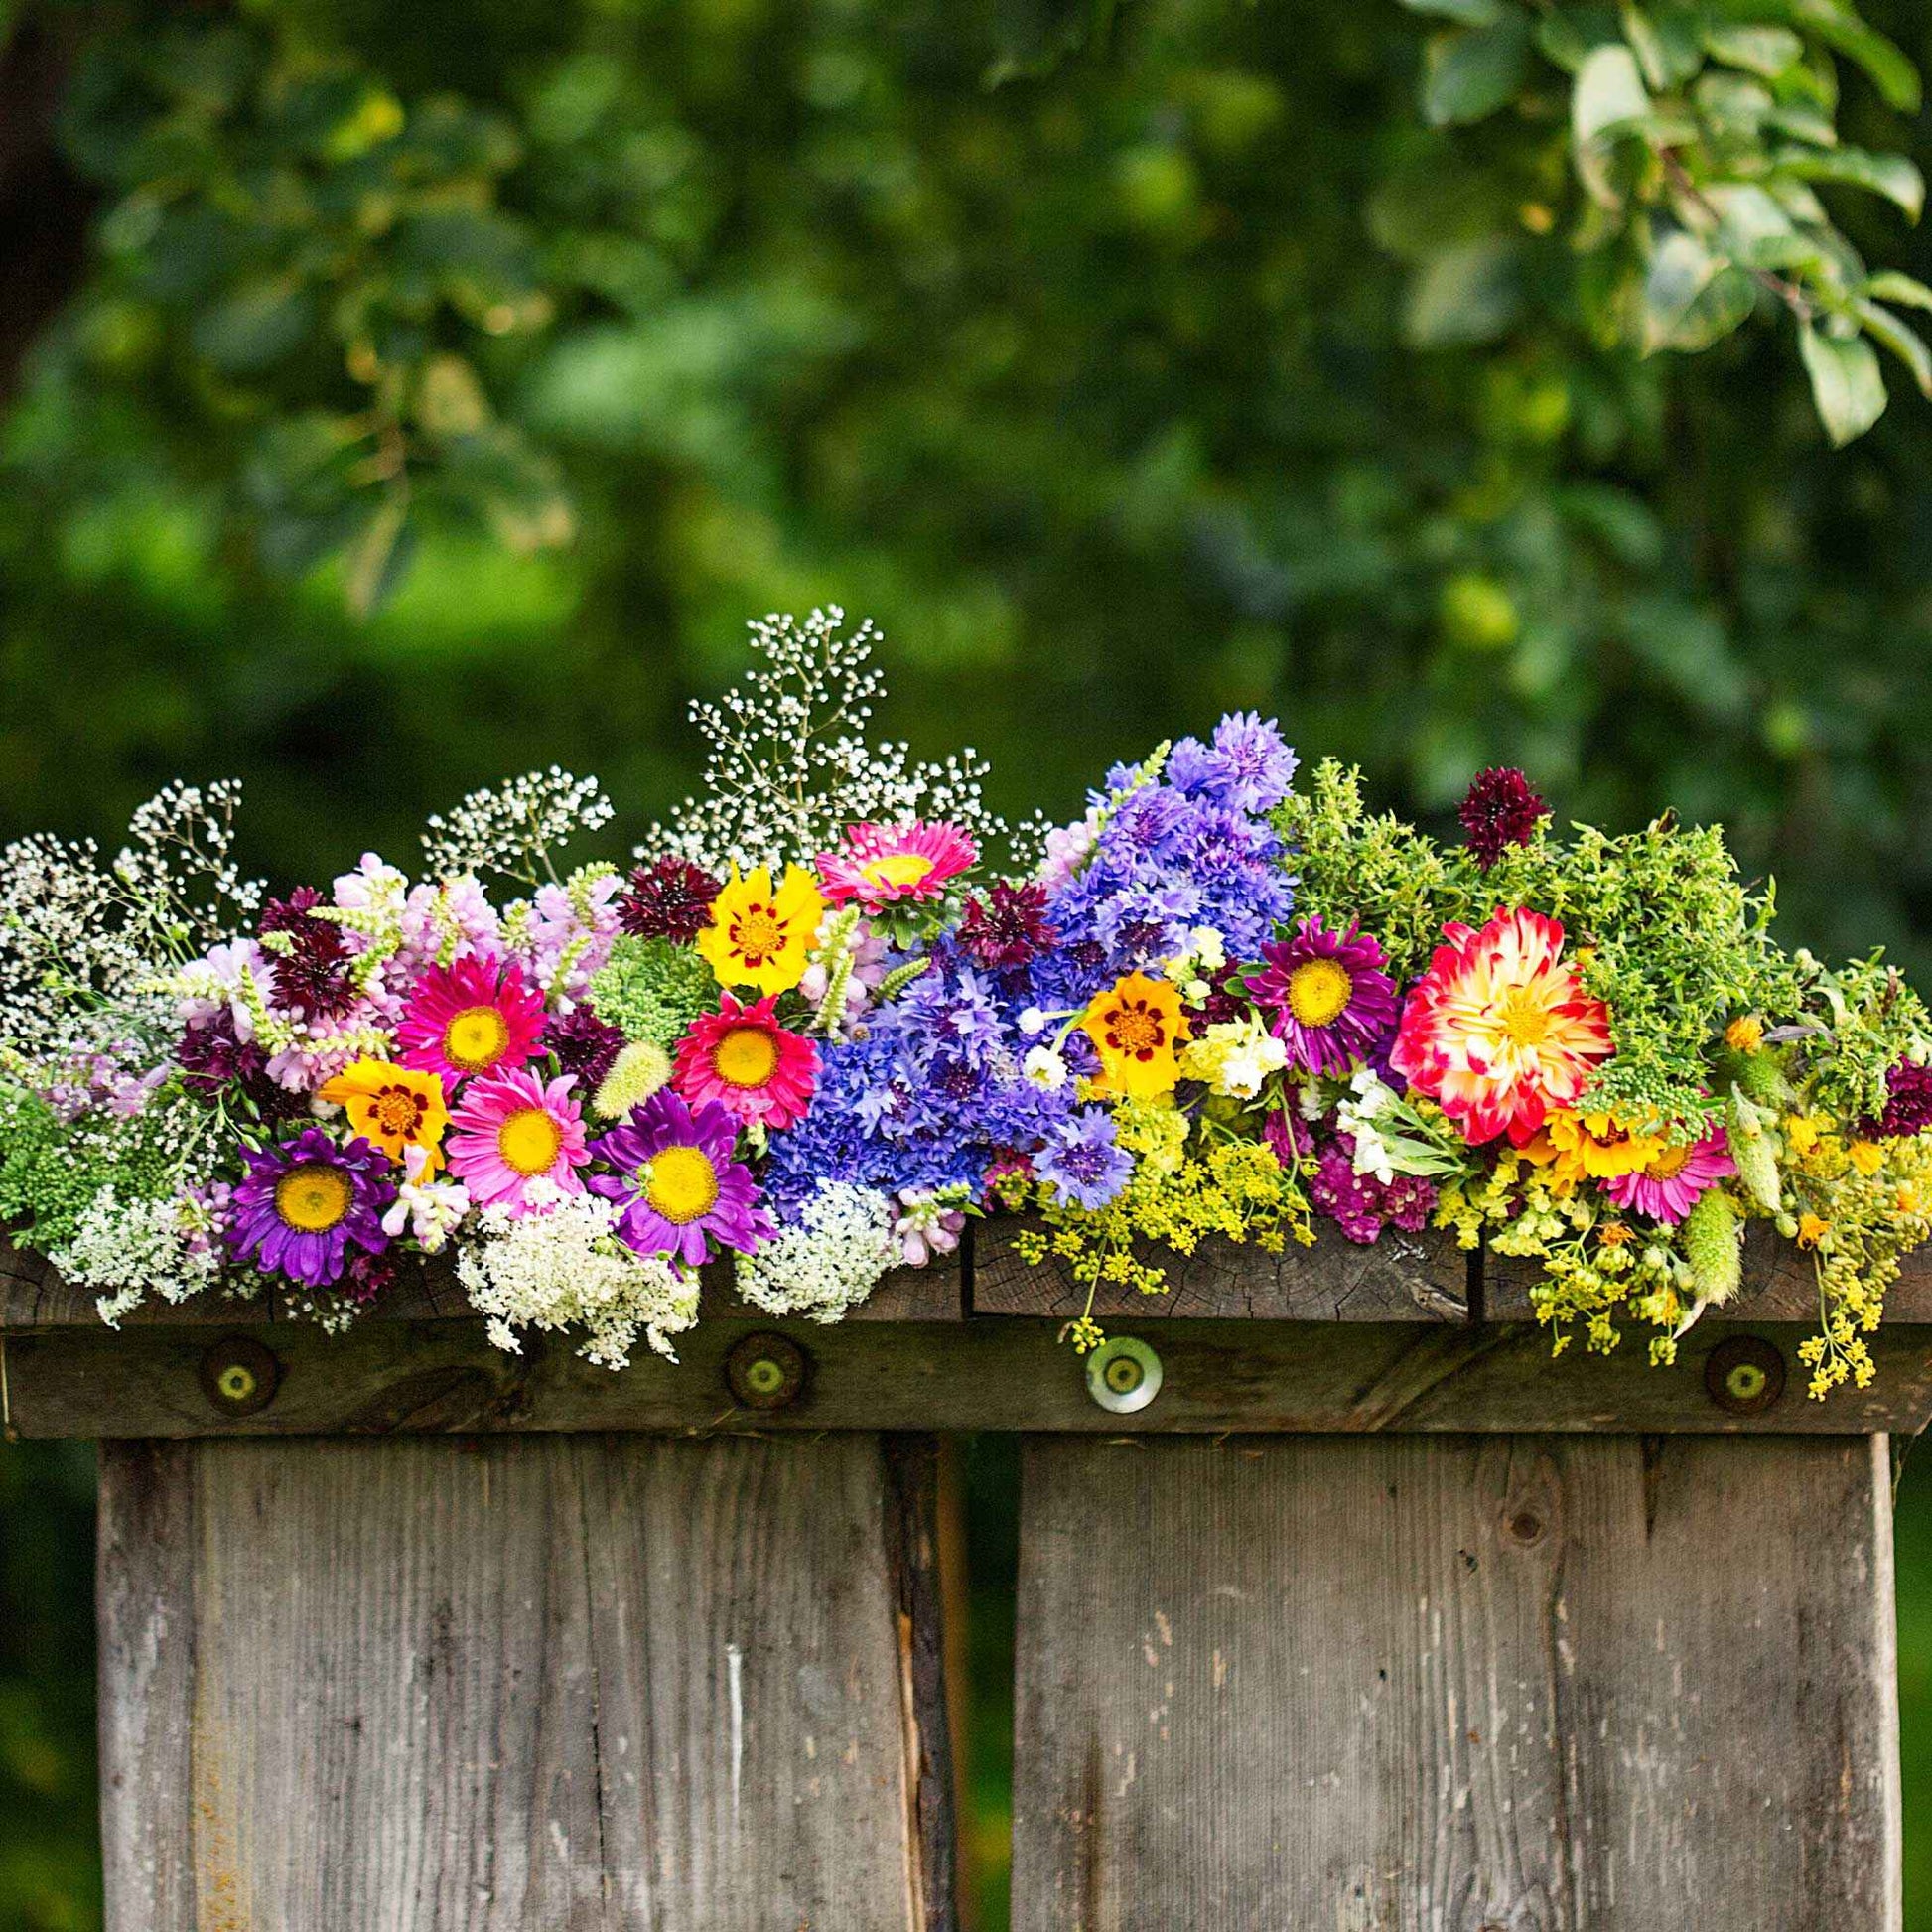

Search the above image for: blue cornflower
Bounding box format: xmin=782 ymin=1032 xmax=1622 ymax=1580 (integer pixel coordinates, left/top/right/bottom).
xmin=1035 ymin=1108 xmax=1134 ymax=1210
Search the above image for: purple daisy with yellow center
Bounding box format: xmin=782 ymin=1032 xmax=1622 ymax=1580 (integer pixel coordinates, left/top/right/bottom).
xmin=1247 ymin=915 xmax=1399 ymax=1077
xmin=589 ymin=1089 xmax=774 ymax=1268
xmin=226 ymin=1126 xmax=396 ymax=1288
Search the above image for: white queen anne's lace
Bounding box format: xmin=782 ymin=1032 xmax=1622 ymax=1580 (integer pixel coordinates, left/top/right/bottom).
xmin=53 ymin=1187 xmax=222 ymax=1326
xmin=736 ymin=1182 xmax=898 ymax=1322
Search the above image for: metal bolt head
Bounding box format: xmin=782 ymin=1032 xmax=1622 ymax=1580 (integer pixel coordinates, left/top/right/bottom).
xmin=1704 ymin=1334 xmax=1786 ymax=1416
xmin=1085 ymin=1335 xmax=1163 ymax=1415
xmin=725 ymin=1332 xmax=809 ymax=1411
xmin=199 ymin=1336 xmax=281 ymax=1417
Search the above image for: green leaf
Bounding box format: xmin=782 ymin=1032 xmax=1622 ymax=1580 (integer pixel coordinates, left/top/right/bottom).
xmin=1773 ymin=145 xmax=1924 ymax=221
xmin=1642 ymin=228 xmax=1718 ymax=349
xmin=1622 ymin=4 xmax=1703 ymax=88
xmin=1783 ymin=0 xmax=1920 ymax=112
xmin=1573 ymin=43 xmax=1651 ymax=144
xmin=1863 ymin=269 xmax=1932 ymax=312
xmin=1400 ymin=0 xmax=1508 ymax=23
xmin=1854 ymin=300 xmax=1932 ymax=397
xmin=1404 ymin=237 xmax=1526 ymax=345
xmin=1424 ymin=16 xmax=1534 ymax=126
xmin=1799 ymin=322 xmax=1888 ymax=443
xmin=1702 ymin=23 xmax=1804 ymax=77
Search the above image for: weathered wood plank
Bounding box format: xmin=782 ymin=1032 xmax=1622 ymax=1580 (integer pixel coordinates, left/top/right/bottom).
xmin=973 ymin=1217 xmax=1470 ymax=1321
xmin=1011 ymin=1433 xmax=1899 ymax=1931
xmin=20 ymin=1316 xmax=1932 ymax=1437
xmin=1485 ymin=1219 xmax=1932 ymax=1322
xmin=98 ymin=1433 xmax=954 ymax=1932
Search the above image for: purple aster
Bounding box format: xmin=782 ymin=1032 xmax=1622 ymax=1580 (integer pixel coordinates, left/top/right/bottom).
xmin=226 ymin=1127 xmax=396 ymax=1289
xmin=1035 ymin=1108 xmax=1134 ymax=1210
xmin=1187 ymin=713 xmax=1299 ymax=814
xmin=1248 ymin=916 xmax=1399 ymax=1077
xmin=589 ymin=1089 xmax=773 ymax=1268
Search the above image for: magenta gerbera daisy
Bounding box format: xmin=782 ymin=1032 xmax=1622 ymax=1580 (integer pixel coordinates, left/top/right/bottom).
xmin=396 ymin=952 xmax=546 ymax=1086
xmin=815 ymin=820 xmax=977 ymax=911
xmin=589 ymin=1089 xmax=774 ymax=1268
xmin=226 ymin=1127 xmax=396 ymax=1288
xmin=672 ymin=993 xmax=819 ymax=1130
xmin=1247 ymin=916 xmax=1400 ymax=1076
xmin=446 ymin=1067 xmax=591 ymax=1212
xmin=1599 ymin=1125 xmax=1735 ymax=1225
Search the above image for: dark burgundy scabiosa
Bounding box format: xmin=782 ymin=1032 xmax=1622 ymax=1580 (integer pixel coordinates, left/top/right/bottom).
xmin=958 ymin=882 xmax=1056 ymax=971
xmin=339 ymin=1248 xmax=402 ymax=1310
xmin=177 ymin=1013 xmax=305 ymax=1124
xmin=258 ymin=886 xmax=356 ymax=1019
xmin=544 ymin=1006 xmax=625 ymax=1093
xmin=1869 ymin=1060 xmax=1932 ymax=1139
xmin=619 ymin=856 xmax=722 ymax=943
xmin=1459 ymin=767 xmax=1547 ymax=870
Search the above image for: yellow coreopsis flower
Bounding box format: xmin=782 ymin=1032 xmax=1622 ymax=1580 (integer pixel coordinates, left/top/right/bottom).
xmin=1081 ymin=972 xmax=1188 ymax=1099
xmin=1785 ymin=1114 xmax=1823 ymax=1157
xmin=318 ymin=1060 xmax=451 ymax=1172
xmin=696 ymin=864 xmax=826 ymax=997
xmin=1849 ymin=1139 xmax=1885 ymax=1178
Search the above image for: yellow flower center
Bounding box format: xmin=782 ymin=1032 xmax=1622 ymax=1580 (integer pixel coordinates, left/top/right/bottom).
xmin=1496 ymin=987 xmax=1553 ymax=1049
xmin=644 ymin=1145 xmax=720 ymax=1225
xmin=372 ymin=1086 xmax=426 ymax=1138
xmin=730 ymin=905 xmax=786 ymax=966
xmin=859 ymin=852 xmax=935 ymax=893
xmin=275 ymin=1163 xmax=353 ymax=1234
xmin=444 ymin=1004 xmax=510 ymax=1073
xmin=713 ymin=1025 xmax=779 ymax=1089
xmin=1105 ymin=1001 xmax=1164 ymax=1058
xmin=1286 ymin=958 xmax=1353 ymax=1030
xmin=497 ymin=1106 xmax=563 ymax=1177
xmin=1647 ymin=1143 xmax=1693 ymax=1180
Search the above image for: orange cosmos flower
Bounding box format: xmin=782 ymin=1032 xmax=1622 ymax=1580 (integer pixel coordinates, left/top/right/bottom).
xmin=695 ymin=864 xmax=826 ymax=997
xmin=1081 ymin=972 xmax=1188 ymax=1098
xmin=1389 ymin=907 xmax=1613 ymax=1148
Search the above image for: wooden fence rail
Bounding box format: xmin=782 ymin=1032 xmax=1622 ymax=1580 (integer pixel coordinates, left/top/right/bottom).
xmin=6 ymin=1226 xmax=1926 ymax=1930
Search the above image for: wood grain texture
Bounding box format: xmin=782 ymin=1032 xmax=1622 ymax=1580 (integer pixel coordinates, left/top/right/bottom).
xmin=1012 ymin=1433 xmax=1900 ymax=1932
xmin=97 ymin=1432 xmax=955 ymax=1932
xmin=21 ymin=1317 xmax=1932 ymax=1438
xmin=973 ymin=1218 xmax=1469 ymax=1321
xmin=1485 ymin=1219 xmax=1932 ymax=1322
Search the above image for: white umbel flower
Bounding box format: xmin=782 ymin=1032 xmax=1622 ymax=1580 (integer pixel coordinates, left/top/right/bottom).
xmin=736 ymin=1183 xmax=898 ymax=1323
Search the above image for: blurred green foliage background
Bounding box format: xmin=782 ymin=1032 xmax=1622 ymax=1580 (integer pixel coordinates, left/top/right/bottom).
xmin=3 ymin=0 xmax=1932 ymax=1924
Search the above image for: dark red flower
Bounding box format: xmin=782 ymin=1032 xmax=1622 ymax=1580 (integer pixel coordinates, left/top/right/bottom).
xmin=1458 ymin=767 xmax=1546 ymax=870
xmin=258 ymin=886 xmax=355 ymax=1019
xmin=619 ymin=856 xmax=722 ymax=943
xmin=340 ymin=1249 xmax=401 ymax=1309
xmin=177 ymin=1013 xmax=304 ymax=1123
xmin=958 ymin=882 xmax=1056 ymax=971
xmin=1870 ymin=1060 xmax=1932 ymax=1139
xmin=545 ymin=1007 xmax=624 ymax=1093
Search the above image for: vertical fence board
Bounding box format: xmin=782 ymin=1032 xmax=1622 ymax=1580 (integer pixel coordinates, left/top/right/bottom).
xmin=1012 ymin=1434 xmax=1899 ymax=1931
xmin=97 ymin=1433 xmax=954 ymax=1932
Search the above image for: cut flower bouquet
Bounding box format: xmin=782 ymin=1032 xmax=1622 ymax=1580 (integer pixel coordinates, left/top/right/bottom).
xmin=4 ymin=609 xmax=1927 ymax=1398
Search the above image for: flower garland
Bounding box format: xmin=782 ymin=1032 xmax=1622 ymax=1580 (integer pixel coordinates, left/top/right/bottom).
xmin=2 ymin=609 xmax=1928 ymax=1395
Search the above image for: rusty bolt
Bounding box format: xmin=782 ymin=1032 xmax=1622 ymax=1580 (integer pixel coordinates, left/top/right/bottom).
xmin=1704 ymin=1334 xmax=1786 ymax=1417
xmin=725 ymin=1332 xmax=809 ymax=1412
xmin=199 ymin=1335 xmax=281 ymax=1418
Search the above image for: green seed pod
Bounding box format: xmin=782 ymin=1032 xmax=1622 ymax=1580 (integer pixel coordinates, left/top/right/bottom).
xmin=1734 ymin=1049 xmax=1793 ymax=1110
xmin=1725 ymin=1091 xmax=1782 ymax=1214
xmin=1681 ymin=1188 xmax=1743 ymax=1308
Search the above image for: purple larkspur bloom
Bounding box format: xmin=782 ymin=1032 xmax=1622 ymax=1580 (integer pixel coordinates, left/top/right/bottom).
xmin=1248 ymin=916 xmax=1399 ymax=1077
xmin=226 ymin=1126 xmax=396 ymax=1288
xmin=1035 ymin=1108 xmax=1134 ymax=1210
xmin=590 ymin=1089 xmax=773 ymax=1268
xmin=1201 ymin=713 xmax=1299 ymax=814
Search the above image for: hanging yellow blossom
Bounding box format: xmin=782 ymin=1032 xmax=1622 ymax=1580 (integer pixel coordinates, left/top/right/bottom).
xmin=1848 ymin=1140 xmax=1884 ymax=1177
xmin=1797 ymin=1212 xmax=1832 ymax=1249
xmin=1081 ymin=972 xmax=1188 ymax=1098
xmin=319 ymin=1060 xmax=451 ymax=1172
xmin=696 ymin=865 xmax=826 ymax=997
xmin=1725 ymin=1015 xmax=1765 ymax=1052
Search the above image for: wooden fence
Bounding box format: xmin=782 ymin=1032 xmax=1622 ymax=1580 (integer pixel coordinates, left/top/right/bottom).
xmin=3 ymin=1222 xmax=1926 ymax=1930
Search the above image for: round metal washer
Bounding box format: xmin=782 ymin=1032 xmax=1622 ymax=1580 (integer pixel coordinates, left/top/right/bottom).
xmin=1085 ymin=1335 xmax=1164 ymax=1415
xmin=726 ymin=1332 xmax=809 ymax=1412
xmin=1703 ymin=1333 xmax=1786 ymax=1417
xmin=199 ymin=1335 xmax=282 ymax=1418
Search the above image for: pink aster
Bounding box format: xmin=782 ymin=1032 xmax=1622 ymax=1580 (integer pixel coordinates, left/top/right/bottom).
xmin=672 ymin=993 xmax=820 ymax=1130
xmin=1248 ymin=916 xmax=1399 ymax=1077
xmin=445 ymin=1067 xmax=590 ymax=1213
xmin=396 ymin=952 xmax=546 ymax=1086
xmin=1599 ymin=1125 xmax=1734 ymax=1225
xmin=815 ymin=820 xmax=977 ymax=911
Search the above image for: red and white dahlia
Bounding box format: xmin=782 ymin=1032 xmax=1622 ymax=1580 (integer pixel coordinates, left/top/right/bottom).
xmin=815 ymin=820 xmax=976 ymax=911
xmin=1390 ymin=907 xmax=1612 ymax=1147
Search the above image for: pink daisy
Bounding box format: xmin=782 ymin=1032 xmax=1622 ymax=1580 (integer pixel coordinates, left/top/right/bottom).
xmin=396 ymin=953 xmax=546 ymax=1086
xmin=672 ymin=993 xmax=820 ymax=1130
xmin=1599 ymin=1125 xmax=1735 ymax=1225
xmin=446 ymin=1068 xmax=590 ymax=1212
xmin=815 ymin=820 xmax=977 ymax=911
